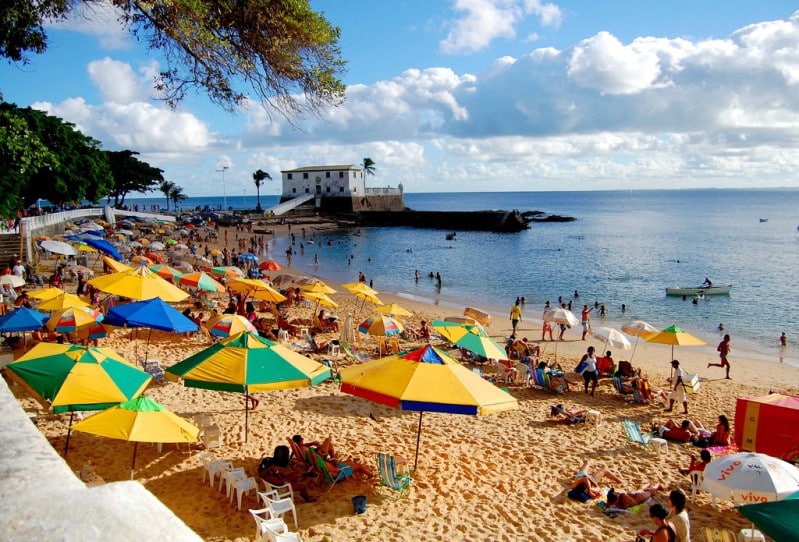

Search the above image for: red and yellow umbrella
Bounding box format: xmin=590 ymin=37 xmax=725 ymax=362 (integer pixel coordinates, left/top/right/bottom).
xmin=46 ymin=306 xmax=104 ymax=333
xmin=205 ymin=314 xmax=257 ymax=338
xmin=358 ymin=315 xmax=404 ymax=337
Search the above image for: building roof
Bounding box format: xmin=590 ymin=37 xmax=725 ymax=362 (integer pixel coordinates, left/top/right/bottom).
xmin=281 ymin=165 xmax=360 ymax=173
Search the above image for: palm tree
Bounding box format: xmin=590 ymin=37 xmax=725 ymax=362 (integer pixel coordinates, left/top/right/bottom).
xmin=362 ymin=158 xmax=376 ymax=182
xmin=169 ymin=185 xmax=188 ymax=211
xmin=252 ymin=169 xmax=271 ymax=212
xmin=159 ymin=180 xmax=176 ymax=211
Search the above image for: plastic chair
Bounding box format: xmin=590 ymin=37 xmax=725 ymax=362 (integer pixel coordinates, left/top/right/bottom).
xmin=260 ymin=480 xmax=294 ymax=502
xmin=233 ymin=477 xmax=259 ymax=510
xmin=263 ymin=495 xmax=298 ymax=529
xmin=203 ymin=459 xmax=232 ymax=487
xmin=690 ymin=471 xmax=704 ymax=502
xmin=201 ymin=424 xmax=222 ymax=449
xmin=249 ymin=509 xmax=288 ymax=542
xmin=222 ymin=467 xmax=247 ymax=497
xmin=274 ymin=533 xmax=303 ymax=542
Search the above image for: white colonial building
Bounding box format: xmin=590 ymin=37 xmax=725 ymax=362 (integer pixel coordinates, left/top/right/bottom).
xmin=280 ymin=165 xmax=404 ymax=212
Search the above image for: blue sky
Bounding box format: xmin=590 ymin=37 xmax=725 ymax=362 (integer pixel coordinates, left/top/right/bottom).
xmin=2 ymin=1 xmax=799 ymax=196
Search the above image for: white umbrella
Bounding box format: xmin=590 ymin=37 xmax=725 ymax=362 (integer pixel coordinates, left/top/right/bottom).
xmin=40 ymin=240 xmax=78 ymax=256
xmin=591 ymin=326 xmax=631 ymax=351
xmin=0 ymin=274 xmax=26 ymax=288
xmin=148 ymin=241 xmax=166 ymax=251
xmin=702 ymin=452 xmax=799 ymax=504
xmin=543 ymin=307 xmax=579 ymax=327
xmin=621 ymin=320 xmax=658 ymax=362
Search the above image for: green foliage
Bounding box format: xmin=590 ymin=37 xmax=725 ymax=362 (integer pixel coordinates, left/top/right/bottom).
xmin=252 ymin=168 xmax=271 ymax=211
xmin=169 ymin=184 xmax=188 ymax=209
xmin=0 ymin=0 xmax=348 ymax=117
xmin=0 ymin=102 xmax=113 ymax=215
xmin=105 ymin=150 xmax=164 ymax=208
xmin=0 ymin=105 xmax=58 ymax=217
xmin=362 ymin=157 xmax=376 ymax=177
xmin=160 ymin=180 xmax=177 ymax=210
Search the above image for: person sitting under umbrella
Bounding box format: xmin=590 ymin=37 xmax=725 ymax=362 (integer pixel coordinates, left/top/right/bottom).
xmin=292 ymin=434 xmax=374 ymax=478
xmin=314 ymin=310 xmax=338 ymax=333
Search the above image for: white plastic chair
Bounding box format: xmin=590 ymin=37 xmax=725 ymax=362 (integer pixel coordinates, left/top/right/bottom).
xmin=222 ymin=467 xmax=247 ymax=496
xmin=201 ymin=424 xmax=222 ymax=449
xmin=203 ymin=459 xmax=232 ymax=487
xmin=690 ymin=471 xmax=704 ymax=502
xmin=234 ymin=477 xmax=259 ymax=510
xmin=249 ymin=508 xmax=288 ymax=542
xmin=263 ymin=495 xmax=298 ymax=529
xmin=274 ymin=532 xmax=303 ymax=542
xmin=515 ymin=362 xmax=531 ymax=385
xmin=259 ymin=480 xmax=295 ymax=502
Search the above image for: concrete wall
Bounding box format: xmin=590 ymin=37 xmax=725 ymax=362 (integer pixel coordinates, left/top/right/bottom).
xmin=0 ymin=377 xmax=201 ymax=541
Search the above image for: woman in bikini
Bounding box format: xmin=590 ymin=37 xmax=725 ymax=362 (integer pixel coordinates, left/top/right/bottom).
xmin=606 ymin=483 xmax=663 ymax=509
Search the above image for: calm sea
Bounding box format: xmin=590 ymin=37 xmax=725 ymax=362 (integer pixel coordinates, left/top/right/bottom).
xmin=128 ymin=190 xmax=799 ymax=367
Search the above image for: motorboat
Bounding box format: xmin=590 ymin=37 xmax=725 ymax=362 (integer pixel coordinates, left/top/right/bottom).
xmin=665 ymin=285 xmax=733 ymax=296
xmin=445 ymin=232 xmax=457 ymax=240
xmin=759 ymin=218 xmax=768 ymax=222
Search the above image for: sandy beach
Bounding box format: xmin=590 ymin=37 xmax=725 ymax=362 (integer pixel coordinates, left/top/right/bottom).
xmin=6 ymin=220 xmax=799 ymax=542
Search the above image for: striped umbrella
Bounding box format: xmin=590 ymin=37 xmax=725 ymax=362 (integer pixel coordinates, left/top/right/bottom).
xmin=358 ymin=315 xmax=404 ymax=337
xmin=205 ymin=314 xmax=257 ymax=338
xmin=46 ymin=306 xmax=104 ymax=333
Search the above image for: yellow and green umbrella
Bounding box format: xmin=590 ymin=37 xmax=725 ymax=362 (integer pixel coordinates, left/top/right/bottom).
xmin=37 ymin=292 xmax=90 ymax=311
xmin=87 ymin=263 xmax=189 ymax=302
xmin=227 ymin=277 xmax=286 ymax=303
xmin=339 ymin=344 xmax=518 ymax=469
xmin=4 ymin=343 xmax=151 ymax=452
xmin=165 ymin=332 xmax=331 ymax=441
xmin=454 ymin=333 xmax=508 ymax=361
xmin=432 ymin=319 xmax=487 ymax=343
xmin=643 ymin=324 xmax=706 ymax=364
xmin=72 ymin=396 xmax=199 ymax=479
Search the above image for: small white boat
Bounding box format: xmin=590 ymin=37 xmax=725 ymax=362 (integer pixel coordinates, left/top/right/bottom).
xmin=665 ymin=285 xmax=733 ymax=296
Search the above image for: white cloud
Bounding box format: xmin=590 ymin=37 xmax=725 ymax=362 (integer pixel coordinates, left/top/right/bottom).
xmin=87 ymin=57 xmax=159 ymax=104
xmin=439 ymin=0 xmax=562 ymax=54
xmin=48 ymin=1 xmax=130 ymax=50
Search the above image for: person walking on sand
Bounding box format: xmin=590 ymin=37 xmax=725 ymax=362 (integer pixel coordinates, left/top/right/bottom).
xmin=509 ymin=299 xmax=522 ymax=334
xmin=666 ymin=360 xmax=689 ymax=415
xmin=580 ymin=304 xmax=593 ymax=340
xmin=708 ymin=334 xmax=731 ymax=379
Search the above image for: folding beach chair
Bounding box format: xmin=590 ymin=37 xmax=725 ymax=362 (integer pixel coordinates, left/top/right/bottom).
xmin=309 ymin=448 xmax=351 ymax=491
xmin=376 ymin=452 xmax=412 ymax=498
xmin=622 ymin=419 xmax=652 ymax=445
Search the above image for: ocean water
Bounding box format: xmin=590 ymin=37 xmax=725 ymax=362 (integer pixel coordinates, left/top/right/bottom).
xmin=129 ymin=189 xmax=799 ymax=367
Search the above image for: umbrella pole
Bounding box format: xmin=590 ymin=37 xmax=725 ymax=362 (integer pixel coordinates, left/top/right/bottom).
xmin=131 ymin=441 xmax=138 ymax=480
xmin=64 ymin=411 xmax=74 ymax=455
xmin=630 ymin=337 xmax=639 ymax=362
xmin=244 ymin=387 xmax=249 ymax=442
xmin=145 ymin=328 xmax=153 ymax=363
xmin=413 ymin=411 xmax=424 ymax=471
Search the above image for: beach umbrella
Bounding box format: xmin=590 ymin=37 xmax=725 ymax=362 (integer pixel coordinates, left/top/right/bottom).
xmin=238 ymin=253 xmax=258 ymax=264
xmin=27 ymin=287 xmax=64 ymax=300
xmin=46 ymin=306 xmax=104 ymax=333
xmin=75 ymin=244 xmax=97 ymax=253
xmin=87 ymin=264 xmax=189 ymax=303
xmin=104 ymin=298 xmax=198 ymax=333
xmin=0 ymin=306 xmax=49 ymax=333
xmin=72 ymin=396 xmax=199 ymax=479
xmin=621 ymin=320 xmax=658 ymax=362
xmin=339 ymin=344 xmax=519 ymax=470
xmin=144 ymin=252 xmax=165 ymax=264
xmin=300 ymin=279 xmax=337 ymax=295
xmin=227 ymin=277 xmax=286 ymax=303
xmin=4 ymin=343 xmax=151 ymax=452
xmin=463 ymin=307 xmax=492 ymax=327
xmin=102 ymin=255 xmax=131 ymax=273
xmin=210 ymin=265 xmax=245 ymax=278
xmin=271 ymin=274 xmax=299 ymax=286
xmin=40 ymin=240 xmax=78 ymax=256
xmin=302 ymin=290 xmax=339 ymax=309
xmin=738 ymin=490 xmax=799 ymax=542
xmin=130 ymin=255 xmax=154 ymax=265
xmin=0 ymin=274 xmax=26 ymax=288
xmin=65 ymin=264 xmax=94 ymax=277
xmin=259 ymin=260 xmax=282 ymax=271
xmin=432 ymin=319 xmax=487 ymax=343
xmin=339 ymin=315 xmax=356 ymax=345
xmin=148 ymin=264 xmax=182 ymax=282
xmin=177 ymin=271 xmax=225 ymax=292
xmin=376 ymin=303 xmax=413 ymax=318
xmin=165 ymin=332 xmax=331 ymax=441
xmin=37 ymin=292 xmax=90 ymax=311
xmin=358 ymin=315 xmax=404 ymax=337
xmin=454 ymin=332 xmax=508 ymax=360
xmin=591 ymin=326 xmax=632 ymax=352
xmin=702 ymin=452 xmax=799 ymax=504
xmin=543 ymin=307 xmax=579 ymax=327
xmin=82 ymin=238 xmax=122 ymax=261
xmin=642 ymin=325 xmax=706 ymax=368
xmin=148 ymin=241 xmax=166 ymax=251
xmin=204 ymin=314 xmax=257 ymax=338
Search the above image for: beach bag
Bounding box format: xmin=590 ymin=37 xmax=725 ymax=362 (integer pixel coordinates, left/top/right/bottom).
xmin=682 ymin=373 xmax=701 ymax=393
xmin=574 ymin=354 xmax=588 ymax=374
xmin=567 ymin=487 xmax=592 ymax=502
